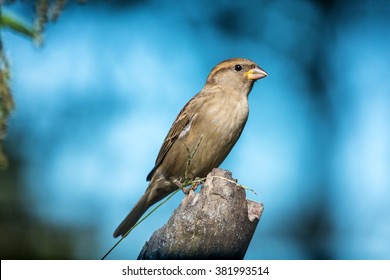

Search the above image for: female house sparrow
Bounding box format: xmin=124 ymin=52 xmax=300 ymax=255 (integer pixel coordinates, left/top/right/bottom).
xmin=113 ymin=58 xmax=267 ymax=238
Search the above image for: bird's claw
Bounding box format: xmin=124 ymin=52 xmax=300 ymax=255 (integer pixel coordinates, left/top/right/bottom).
xmin=174 ymin=177 xmax=204 ymax=195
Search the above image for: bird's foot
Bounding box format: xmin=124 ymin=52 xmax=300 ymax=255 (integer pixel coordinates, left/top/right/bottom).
xmin=189 ymin=177 xmax=204 ymax=192
xmin=173 ymin=179 xmax=189 ymax=194
xmin=183 ymin=177 xmax=205 ymax=194
xmin=174 ymin=177 xmax=205 ymax=195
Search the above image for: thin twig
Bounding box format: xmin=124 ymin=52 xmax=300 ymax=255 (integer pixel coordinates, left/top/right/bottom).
xmin=183 ymin=135 xmax=203 ymax=187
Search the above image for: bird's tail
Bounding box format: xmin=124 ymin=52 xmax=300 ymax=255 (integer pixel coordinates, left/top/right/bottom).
xmin=113 ymin=192 xmax=150 ymax=238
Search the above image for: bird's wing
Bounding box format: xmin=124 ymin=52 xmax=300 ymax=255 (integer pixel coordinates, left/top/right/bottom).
xmin=146 ymin=94 xmax=199 ymax=181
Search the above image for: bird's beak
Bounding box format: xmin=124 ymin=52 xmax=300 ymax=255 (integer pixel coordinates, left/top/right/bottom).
xmin=245 ymin=67 xmax=268 ymax=80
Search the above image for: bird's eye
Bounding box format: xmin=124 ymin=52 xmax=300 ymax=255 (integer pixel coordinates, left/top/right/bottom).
xmin=234 ymin=64 xmax=242 ymax=71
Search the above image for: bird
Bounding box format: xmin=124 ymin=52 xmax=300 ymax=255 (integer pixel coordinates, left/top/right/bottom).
xmin=113 ymin=58 xmax=267 ymax=238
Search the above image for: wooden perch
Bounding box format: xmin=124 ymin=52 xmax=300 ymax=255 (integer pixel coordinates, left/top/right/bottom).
xmin=138 ymin=168 xmax=264 ymax=260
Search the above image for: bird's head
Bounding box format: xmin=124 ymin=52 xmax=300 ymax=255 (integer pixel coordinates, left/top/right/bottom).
xmin=205 ymin=58 xmax=267 ymax=94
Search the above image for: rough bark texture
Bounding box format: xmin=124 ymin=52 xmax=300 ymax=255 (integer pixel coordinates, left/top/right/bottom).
xmin=138 ymin=168 xmax=264 ymax=260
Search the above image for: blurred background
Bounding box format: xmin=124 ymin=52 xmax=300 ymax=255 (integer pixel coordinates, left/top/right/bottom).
xmin=0 ymin=0 xmax=389 ymax=260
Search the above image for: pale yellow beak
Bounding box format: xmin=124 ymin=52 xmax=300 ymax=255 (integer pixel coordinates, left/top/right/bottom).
xmin=245 ymin=67 xmax=268 ymax=80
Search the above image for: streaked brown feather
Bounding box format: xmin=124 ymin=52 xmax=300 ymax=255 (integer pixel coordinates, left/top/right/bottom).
xmin=147 ymin=95 xmax=196 ymax=181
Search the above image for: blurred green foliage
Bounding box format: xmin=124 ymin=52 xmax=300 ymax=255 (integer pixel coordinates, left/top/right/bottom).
xmin=0 ymin=0 xmax=66 ymax=168
xmin=0 ymin=1 xmax=97 ymax=260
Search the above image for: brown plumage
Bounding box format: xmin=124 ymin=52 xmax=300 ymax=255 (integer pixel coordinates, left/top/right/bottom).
xmin=113 ymin=58 xmax=267 ymax=238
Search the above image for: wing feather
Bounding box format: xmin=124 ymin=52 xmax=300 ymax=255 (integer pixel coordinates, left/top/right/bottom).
xmin=146 ymin=95 xmax=197 ymax=181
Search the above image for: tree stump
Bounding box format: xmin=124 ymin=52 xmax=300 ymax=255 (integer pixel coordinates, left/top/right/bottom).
xmin=138 ymin=168 xmax=264 ymax=260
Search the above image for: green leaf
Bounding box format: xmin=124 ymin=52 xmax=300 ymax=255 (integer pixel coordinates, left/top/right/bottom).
xmin=0 ymin=11 xmax=36 ymax=39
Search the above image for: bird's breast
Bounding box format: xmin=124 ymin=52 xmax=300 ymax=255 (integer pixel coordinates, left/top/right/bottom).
xmin=201 ymin=93 xmax=249 ymax=138
xmin=160 ymin=92 xmax=249 ymax=182
xmin=184 ymin=94 xmax=249 ymax=177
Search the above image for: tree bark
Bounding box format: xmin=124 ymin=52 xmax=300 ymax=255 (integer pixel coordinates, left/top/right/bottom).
xmin=138 ymin=168 xmax=264 ymax=260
